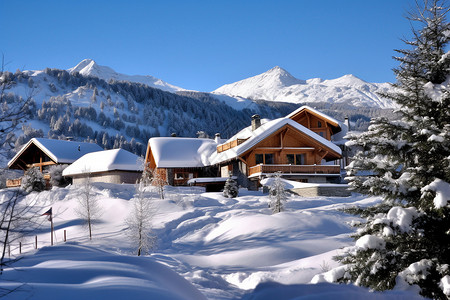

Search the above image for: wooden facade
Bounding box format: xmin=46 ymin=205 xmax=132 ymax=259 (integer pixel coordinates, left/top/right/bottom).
xmin=288 ymin=107 xmax=341 ymax=140
xmin=8 ymin=142 xmax=57 ymax=173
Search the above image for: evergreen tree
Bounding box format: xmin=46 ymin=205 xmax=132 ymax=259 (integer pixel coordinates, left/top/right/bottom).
xmin=223 ymin=176 xmax=238 ymax=198
xmin=339 ymin=1 xmax=450 ymax=298
xmin=269 ymin=172 xmax=287 ymax=214
xmin=21 ymin=167 xmax=45 ymax=193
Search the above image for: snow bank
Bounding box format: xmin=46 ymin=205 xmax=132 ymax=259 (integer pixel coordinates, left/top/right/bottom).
xmin=1 ymin=244 xmax=206 ymax=300
xmin=0 ymin=184 xmax=422 ymax=299
xmin=241 ymin=281 xmax=424 ymax=300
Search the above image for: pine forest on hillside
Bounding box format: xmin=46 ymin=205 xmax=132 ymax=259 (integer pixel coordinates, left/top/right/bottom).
xmin=1 ymin=66 xmax=393 ymax=161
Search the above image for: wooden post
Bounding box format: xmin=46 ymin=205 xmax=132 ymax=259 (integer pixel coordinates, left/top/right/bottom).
xmin=50 ymin=216 xmax=54 ymax=246
xmin=19 ymin=242 xmax=21 ymax=254
xmin=8 ymin=245 xmax=10 ymax=258
xmin=64 ymin=230 xmax=66 ymax=242
xmin=35 ymin=235 xmax=37 ymax=249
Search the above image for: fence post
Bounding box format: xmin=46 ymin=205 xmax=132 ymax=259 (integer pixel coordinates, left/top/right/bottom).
xmin=35 ymin=235 xmax=37 ymax=249
xmin=19 ymin=242 xmax=22 ymax=254
xmin=64 ymin=230 xmax=66 ymax=242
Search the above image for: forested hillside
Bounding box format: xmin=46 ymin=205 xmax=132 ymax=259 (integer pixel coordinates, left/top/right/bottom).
xmin=2 ymin=67 xmax=393 ymax=160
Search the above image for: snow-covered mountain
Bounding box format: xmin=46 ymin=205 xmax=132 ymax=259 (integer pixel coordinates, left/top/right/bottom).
xmin=68 ymin=59 xmax=185 ymax=93
xmin=213 ymin=66 xmax=395 ymax=108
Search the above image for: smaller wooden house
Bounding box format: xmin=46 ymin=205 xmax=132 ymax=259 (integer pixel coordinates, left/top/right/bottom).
xmin=62 ymin=149 xmax=143 ymax=184
xmin=7 ymin=138 xmax=103 ymax=187
xmin=145 ymin=137 xmax=219 ymax=186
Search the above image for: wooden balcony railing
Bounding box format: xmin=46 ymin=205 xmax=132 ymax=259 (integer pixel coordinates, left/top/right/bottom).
xmin=249 ymin=164 xmax=341 ymax=177
xmin=6 ymin=173 xmax=52 ymax=188
xmin=217 ymin=138 xmax=249 ymax=153
xmin=6 ymin=178 xmax=22 ymax=188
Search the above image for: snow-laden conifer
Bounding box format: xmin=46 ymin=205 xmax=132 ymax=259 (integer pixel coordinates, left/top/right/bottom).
xmin=21 ymin=167 xmax=45 ymax=193
xmin=340 ymin=1 xmax=450 ymax=298
xmin=49 ymin=164 xmax=70 ymax=187
xmin=269 ymin=172 xmax=288 ymax=213
xmin=223 ymin=176 xmax=239 ymax=198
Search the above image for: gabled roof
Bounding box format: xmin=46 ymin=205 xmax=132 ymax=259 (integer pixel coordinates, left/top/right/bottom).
xmin=62 ymin=149 xmax=143 ymax=176
xmin=286 ymin=105 xmax=341 ymax=126
xmin=149 ymin=137 xmax=218 ymax=168
xmin=210 ymin=117 xmax=342 ymax=164
xmin=8 ymin=138 xmax=103 ymax=168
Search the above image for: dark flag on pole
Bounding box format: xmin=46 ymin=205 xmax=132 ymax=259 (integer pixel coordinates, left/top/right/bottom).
xmin=42 ymin=207 xmax=52 ymax=222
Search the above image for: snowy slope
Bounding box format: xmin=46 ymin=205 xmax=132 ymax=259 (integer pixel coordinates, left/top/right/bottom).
xmin=0 ymin=183 xmax=424 ymax=299
xmin=213 ymin=66 xmax=395 ymax=108
xmin=68 ymin=59 xmax=185 ymax=93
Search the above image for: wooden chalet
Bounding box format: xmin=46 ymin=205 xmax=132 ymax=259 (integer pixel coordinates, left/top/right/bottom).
xmin=7 ymin=138 xmax=103 ymax=188
xmin=145 ymin=106 xmax=345 ymax=190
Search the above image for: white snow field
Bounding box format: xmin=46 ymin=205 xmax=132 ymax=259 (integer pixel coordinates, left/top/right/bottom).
xmin=0 ymin=183 xmax=424 ymax=299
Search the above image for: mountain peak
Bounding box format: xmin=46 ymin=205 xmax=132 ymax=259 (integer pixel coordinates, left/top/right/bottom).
xmin=67 ymin=59 xmax=185 ymax=93
xmin=261 ymin=66 xmax=305 ymax=86
xmin=68 ymin=59 xmax=115 ymax=78
xmin=213 ymin=68 xmax=394 ymax=108
xmin=69 ymin=59 xmax=96 ymax=72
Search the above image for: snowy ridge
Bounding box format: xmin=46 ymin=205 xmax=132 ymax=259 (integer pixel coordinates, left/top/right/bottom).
xmin=68 ymin=59 xmax=185 ymax=93
xmin=213 ymin=67 xmax=396 ymax=108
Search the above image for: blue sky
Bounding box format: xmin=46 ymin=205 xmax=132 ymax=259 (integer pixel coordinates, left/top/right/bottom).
xmin=1 ymin=0 xmax=413 ymax=92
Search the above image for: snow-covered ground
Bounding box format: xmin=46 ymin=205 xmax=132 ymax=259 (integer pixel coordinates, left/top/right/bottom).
xmin=0 ymin=183 xmax=424 ymax=299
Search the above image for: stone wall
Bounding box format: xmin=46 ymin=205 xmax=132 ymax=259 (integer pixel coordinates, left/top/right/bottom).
xmin=71 ymin=171 xmax=142 ymax=185
xmin=290 ymin=185 xmax=351 ymax=197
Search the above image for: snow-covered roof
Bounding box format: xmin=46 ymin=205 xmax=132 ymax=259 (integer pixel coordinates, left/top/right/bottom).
xmin=286 ymin=105 xmax=341 ymax=127
xmin=149 ymin=137 xmax=218 ymax=168
xmin=210 ymin=117 xmax=342 ymax=164
xmin=62 ymin=149 xmax=143 ymax=176
xmin=8 ymin=138 xmax=103 ymax=168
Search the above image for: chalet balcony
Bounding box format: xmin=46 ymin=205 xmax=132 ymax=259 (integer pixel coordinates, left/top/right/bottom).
xmin=248 ymin=164 xmax=341 ymax=177
xmin=6 ymin=174 xmax=52 ymax=188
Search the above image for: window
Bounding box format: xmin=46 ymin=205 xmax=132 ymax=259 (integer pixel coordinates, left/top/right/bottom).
xmin=318 ymin=121 xmax=322 ymax=128
xmin=265 ymin=154 xmax=274 ymax=164
xmin=286 ymin=154 xmax=295 ymax=164
xmin=287 ymin=154 xmax=305 ymax=165
xmin=255 ymin=154 xmax=264 ymax=165
xmin=296 ymin=154 xmax=305 ymax=165
xmin=256 ymin=153 xmax=274 ymax=164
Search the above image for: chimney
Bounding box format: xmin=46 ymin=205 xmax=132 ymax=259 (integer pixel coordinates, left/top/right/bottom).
xmin=344 ymin=117 xmax=350 ymax=131
xmin=251 ymin=114 xmax=261 ymax=131
xmin=215 ymin=133 xmax=221 ymax=143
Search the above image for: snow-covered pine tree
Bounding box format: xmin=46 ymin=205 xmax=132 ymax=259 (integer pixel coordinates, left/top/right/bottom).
xmin=269 ymin=172 xmax=288 ymax=214
xmin=21 ymin=167 xmax=45 ymax=193
xmin=340 ymin=1 xmax=450 ymax=298
xmin=223 ymin=176 xmax=238 ymax=198
xmin=49 ymin=164 xmax=71 ymax=187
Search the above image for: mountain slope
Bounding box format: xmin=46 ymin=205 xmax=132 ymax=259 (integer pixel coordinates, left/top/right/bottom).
xmin=213 ymin=67 xmax=395 ymax=108
xmin=68 ymin=59 xmax=185 ymax=93
xmin=1 ymin=66 xmax=293 ymax=161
